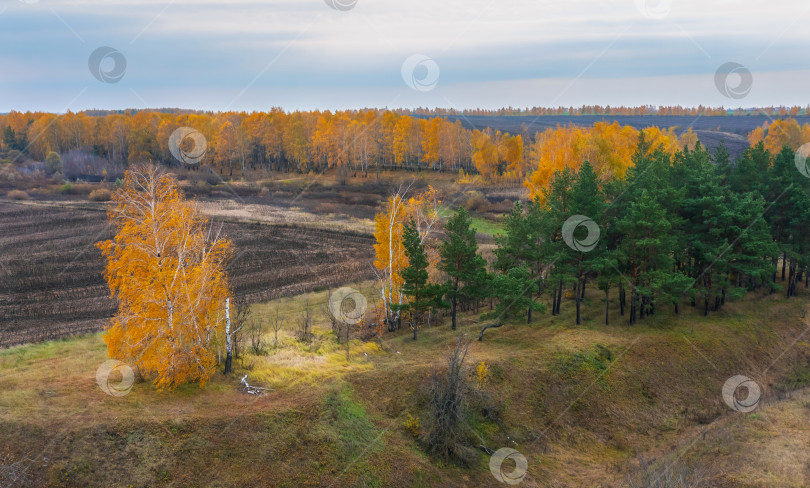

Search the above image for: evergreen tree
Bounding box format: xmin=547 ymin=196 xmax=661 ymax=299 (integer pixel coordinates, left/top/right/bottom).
xmin=728 ymin=141 xmax=770 ymax=196
xmin=538 ymin=167 xmax=577 ymax=317
xmin=486 ymin=266 xmax=545 ymax=323
xmin=494 ymin=199 xmax=545 ymax=322
xmin=673 ymin=144 xmax=726 ymax=314
xmin=615 ymin=190 xmax=678 ymax=324
xmin=494 ymin=202 xmax=532 ymax=272
xmin=713 ymin=141 xmax=732 ymax=186
xmin=766 ymin=146 xmax=810 ymax=296
xmin=399 ymin=219 xmax=444 ymax=340
xmin=567 ymin=161 xmax=604 ymax=324
xmin=718 ymin=191 xmax=778 ymax=295
xmin=2 ymin=126 xmax=16 ymax=151
xmin=440 ymin=207 xmax=487 ymax=330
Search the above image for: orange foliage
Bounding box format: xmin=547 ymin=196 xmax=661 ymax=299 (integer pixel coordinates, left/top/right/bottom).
xmin=373 ymin=186 xmax=442 ymax=320
xmin=374 ymin=193 xmax=409 ymax=295
xmin=524 ymin=122 xmax=680 ymax=200
xmin=747 ymin=118 xmax=810 ymax=153
xmin=96 ymin=166 xmax=233 ymax=389
xmin=471 ymin=131 xmax=499 ymax=181
xmin=9 ymin=107 xmax=803 ymax=185
xmin=500 ymin=134 xmax=525 ymax=176
xmin=679 ymin=127 xmax=699 ymax=151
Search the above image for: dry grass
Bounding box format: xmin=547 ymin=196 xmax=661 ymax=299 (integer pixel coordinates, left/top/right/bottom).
xmin=1 ymin=279 xmax=809 ymax=487
xmin=87 ymin=188 xmax=112 ymax=202
xmin=197 ymin=199 xmax=374 ymax=234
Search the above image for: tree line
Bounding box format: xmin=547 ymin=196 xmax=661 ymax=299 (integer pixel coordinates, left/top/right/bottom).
xmin=5 ymin=108 xmax=809 ymax=197
xmin=375 ymin=137 xmax=810 ymax=335
xmin=398 ymin=104 xmax=810 ymax=117
xmin=0 ymin=110 xmax=710 ymax=187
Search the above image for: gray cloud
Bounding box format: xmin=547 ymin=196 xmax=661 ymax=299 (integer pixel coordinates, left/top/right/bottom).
xmin=1 ymin=0 xmax=808 ymax=111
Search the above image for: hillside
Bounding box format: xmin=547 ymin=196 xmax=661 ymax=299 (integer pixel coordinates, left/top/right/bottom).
xmin=2 ymin=281 xmax=809 ymax=487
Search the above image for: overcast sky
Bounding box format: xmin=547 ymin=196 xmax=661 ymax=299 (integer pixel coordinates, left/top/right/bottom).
xmin=1 ymin=0 xmax=808 ymax=112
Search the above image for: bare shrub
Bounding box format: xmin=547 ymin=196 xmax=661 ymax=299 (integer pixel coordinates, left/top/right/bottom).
xmin=487 ymin=198 xmax=513 ymax=213
xmin=62 ymin=148 xmax=125 ymax=181
xmin=269 ymin=302 xmax=284 ymax=349
xmin=0 ymin=447 xmax=32 ymax=487
xmin=323 ymin=300 xmax=343 ymax=342
xmin=315 ymin=202 xmax=339 ymax=214
xmin=422 ymin=336 xmax=473 ymax=465
xmin=346 ymin=192 xmax=382 ymax=206
xmin=462 ymin=191 xmax=490 ymax=212
xmin=247 ymin=318 xmax=265 ymax=355
xmin=88 ymin=188 xmax=112 ymax=202
xmin=6 ymin=190 xmax=29 ymax=200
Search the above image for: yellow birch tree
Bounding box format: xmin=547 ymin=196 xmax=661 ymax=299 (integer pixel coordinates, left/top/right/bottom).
xmin=97 ymin=165 xmax=233 ymax=389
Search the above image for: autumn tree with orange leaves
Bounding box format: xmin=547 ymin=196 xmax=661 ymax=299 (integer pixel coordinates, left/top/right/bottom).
xmin=524 ymin=122 xmax=681 ymax=201
xmin=373 ymin=185 xmax=442 ymax=332
xmin=748 ymin=118 xmax=810 ymax=154
xmin=97 ymin=165 xmax=233 ymax=389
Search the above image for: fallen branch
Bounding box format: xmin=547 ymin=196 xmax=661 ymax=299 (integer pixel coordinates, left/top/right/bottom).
xmin=240 ymin=374 xmax=270 ymax=395
xmin=478 ymin=323 xmax=503 ymax=341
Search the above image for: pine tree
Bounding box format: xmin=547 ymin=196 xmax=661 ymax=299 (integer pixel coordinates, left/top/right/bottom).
xmin=713 ymin=141 xmax=732 ymax=186
xmin=728 ymin=141 xmax=770 ymax=196
xmin=766 ymin=146 xmax=810 ymax=296
xmin=399 ymin=219 xmax=444 ymax=340
xmin=440 ymin=208 xmax=487 ymax=330
xmin=673 ymin=143 xmax=726 ymax=314
xmin=719 ymin=191 xmax=777 ymax=295
xmin=486 ymin=266 xmax=545 ymax=323
xmin=494 ymin=200 xmax=545 ymax=322
xmin=615 ymin=190 xmax=677 ymax=324
xmin=494 ymin=202 xmax=531 ymax=272
xmin=568 ymin=161 xmax=604 ymax=324
xmin=537 ymin=167 xmax=577 ymax=317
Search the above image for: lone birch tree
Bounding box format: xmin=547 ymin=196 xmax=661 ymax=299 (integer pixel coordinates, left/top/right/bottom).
xmin=97 ymin=165 xmax=233 ymax=389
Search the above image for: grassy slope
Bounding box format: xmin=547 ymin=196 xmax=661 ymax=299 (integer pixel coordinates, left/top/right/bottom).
xmin=1 ymin=283 xmax=810 ymax=487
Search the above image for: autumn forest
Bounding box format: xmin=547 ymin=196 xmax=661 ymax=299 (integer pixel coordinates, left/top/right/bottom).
xmin=5 ymin=0 xmax=810 ymax=481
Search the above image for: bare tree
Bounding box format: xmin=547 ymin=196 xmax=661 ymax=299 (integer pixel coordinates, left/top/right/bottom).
xmin=224 ymin=298 xmax=253 ymax=374
xmin=298 ymin=299 xmax=313 ymax=345
xmin=270 ymin=302 xmax=282 ymax=349
xmin=231 ymin=299 xmax=252 ymax=360
xmin=423 ymin=336 xmax=471 ymax=463
xmin=247 ymin=317 xmax=265 ymax=355
xmin=322 ymin=297 xmax=342 ymax=343
xmin=344 ymin=320 xmax=354 ymax=360
xmin=321 ymin=298 xmax=353 ymax=359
